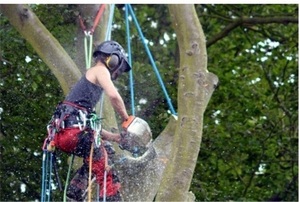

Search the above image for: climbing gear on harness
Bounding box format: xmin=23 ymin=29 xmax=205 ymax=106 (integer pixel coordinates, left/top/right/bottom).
xmin=42 ymin=101 xmax=104 ymax=201
xmin=53 ymin=101 xmax=89 ymax=131
xmin=89 ymin=113 xmax=102 ymax=148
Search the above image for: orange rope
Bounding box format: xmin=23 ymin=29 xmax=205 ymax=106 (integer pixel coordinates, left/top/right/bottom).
xmin=87 ymin=139 xmax=110 ymax=201
xmin=88 ymin=143 xmax=94 ymax=202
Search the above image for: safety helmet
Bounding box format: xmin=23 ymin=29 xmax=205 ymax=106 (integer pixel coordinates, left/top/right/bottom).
xmin=93 ymin=40 xmax=131 ymax=80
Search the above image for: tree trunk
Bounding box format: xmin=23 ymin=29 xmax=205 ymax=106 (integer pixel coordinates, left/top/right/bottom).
xmin=155 ymin=5 xmax=218 ymax=201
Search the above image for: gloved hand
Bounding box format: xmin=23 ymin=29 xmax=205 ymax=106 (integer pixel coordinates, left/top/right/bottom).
xmin=121 ymin=115 xmax=135 ymax=130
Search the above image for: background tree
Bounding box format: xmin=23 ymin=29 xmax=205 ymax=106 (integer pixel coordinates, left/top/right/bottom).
xmin=0 ymin=4 xmax=298 ymax=201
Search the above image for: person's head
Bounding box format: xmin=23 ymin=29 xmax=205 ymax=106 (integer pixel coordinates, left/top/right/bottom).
xmin=93 ymin=40 xmax=131 ymax=80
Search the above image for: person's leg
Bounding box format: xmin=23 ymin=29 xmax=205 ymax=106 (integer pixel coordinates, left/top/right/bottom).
xmin=66 ymin=164 xmax=89 ymax=201
xmin=86 ymin=147 xmax=122 ymax=201
xmin=99 ymin=169 xmax=123 ymax=202
xmin=55 ymin=128 xmax=93 ymax=201
xmin=99 ymin=190 xmax=123 ymax=202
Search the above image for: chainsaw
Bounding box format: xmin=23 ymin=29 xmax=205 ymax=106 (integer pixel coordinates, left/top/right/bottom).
xmin=120 ymin=116 xmax=152 ymax=157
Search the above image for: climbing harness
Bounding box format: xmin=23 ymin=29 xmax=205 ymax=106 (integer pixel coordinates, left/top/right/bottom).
xmin=41 ymin=101 xmax=104 ymax=201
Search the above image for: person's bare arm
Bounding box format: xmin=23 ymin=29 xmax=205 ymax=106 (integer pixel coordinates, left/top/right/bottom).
xmin=90 ymin=65 xmax=129 ymax=122
xmin=101 ymin=129 xmax=121 ymax=143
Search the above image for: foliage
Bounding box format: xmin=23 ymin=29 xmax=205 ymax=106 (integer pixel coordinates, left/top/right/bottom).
xmin=191 ymin=4 xmax=298 ymax=201
xmin=32 ymin=4 xmax=78 ymax=57
xmin=0 ymin=4 xmax=298 ymax=201
xmin=0 ymin=11 xmax=66 ymax=201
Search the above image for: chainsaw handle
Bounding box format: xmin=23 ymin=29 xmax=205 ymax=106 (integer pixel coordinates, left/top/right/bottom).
xmin=122 ymin=115 xmax=135 ymax=129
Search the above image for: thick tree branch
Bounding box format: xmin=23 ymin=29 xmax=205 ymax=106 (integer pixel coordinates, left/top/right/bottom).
xmin=156 ymin=5 xmax=218 ymax=201
xmin=207 ymin=16 xmax=298 ymax=47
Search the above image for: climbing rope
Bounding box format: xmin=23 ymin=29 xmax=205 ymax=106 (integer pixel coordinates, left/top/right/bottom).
xmin=125 ymin=6 xmax=135 ymax=116
xmin=41 ymin=123 xmax=57 ymax=202
xmin=88 ymin=142 xmax=94 ymax=202
xmin=41 ymin=150 xmax=49 ymax=202
xmin=125 ymin=4 xmax=177 ymax=116
xmin=63 ymin=155 xmax=74 ymax=202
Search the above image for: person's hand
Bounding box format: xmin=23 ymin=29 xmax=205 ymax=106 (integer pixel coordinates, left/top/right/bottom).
xmin=119 ymin=131 xmax=131 ymax=151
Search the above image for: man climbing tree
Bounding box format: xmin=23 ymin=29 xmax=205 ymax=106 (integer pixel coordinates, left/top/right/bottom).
xmin=44 ymin=40 xmax=136 ymax=201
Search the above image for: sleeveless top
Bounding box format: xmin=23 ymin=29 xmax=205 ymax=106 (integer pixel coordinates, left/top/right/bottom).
xmin=65 ymin=75 xmax=103 ymax=111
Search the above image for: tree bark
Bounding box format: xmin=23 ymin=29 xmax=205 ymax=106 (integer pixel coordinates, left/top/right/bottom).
xmin=155 ymin=5 xmax=218 ymax=201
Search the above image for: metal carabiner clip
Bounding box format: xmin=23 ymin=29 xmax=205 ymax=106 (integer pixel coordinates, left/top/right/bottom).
xmin=79 ymin=110 xmax=87 ymax=129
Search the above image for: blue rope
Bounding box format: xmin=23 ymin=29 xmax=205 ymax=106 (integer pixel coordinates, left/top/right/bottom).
xmin=125 ymin=5 xmax=135 ymax=116
xmin=43 ymin=150 xmax=50 ymax=202
xmin=126 ymin=4 xmax=177 ymax=115
xmin=99 ymin=4 xmax=115 ymax=117
xmin=105 ymin=4 xmax=115 ymax=41
xmin=41 ymin=150 xmax=47 ymax=202
xmin=47 ymin=152 xmax=53 ymax=202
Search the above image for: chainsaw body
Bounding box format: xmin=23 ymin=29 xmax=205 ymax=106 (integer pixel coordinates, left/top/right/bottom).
xmin=120 ymin=117 xmax=152 ymax=157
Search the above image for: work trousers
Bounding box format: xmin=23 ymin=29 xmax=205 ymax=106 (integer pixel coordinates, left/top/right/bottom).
xmin=54 ymin=128 xmax=121 ymax=198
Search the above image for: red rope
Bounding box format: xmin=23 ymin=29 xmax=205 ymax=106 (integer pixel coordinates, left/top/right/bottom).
xmin=78 ymin=4 xmax=106 ymax=34
xmin=78 ymin=15 xmax=86 ymax=31
xmin=91 ymin=4 xmax=106 ymax=34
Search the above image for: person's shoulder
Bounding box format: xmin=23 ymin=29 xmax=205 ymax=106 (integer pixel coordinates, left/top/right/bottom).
xmin=87 ymin=64 xmax=112 ymax=85
xmin=90 ymin=63 xmax=108 ymax=73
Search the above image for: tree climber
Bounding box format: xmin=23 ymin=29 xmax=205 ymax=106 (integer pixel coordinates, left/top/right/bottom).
xmin=47 ymin=40 xmax=134 ymax=201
